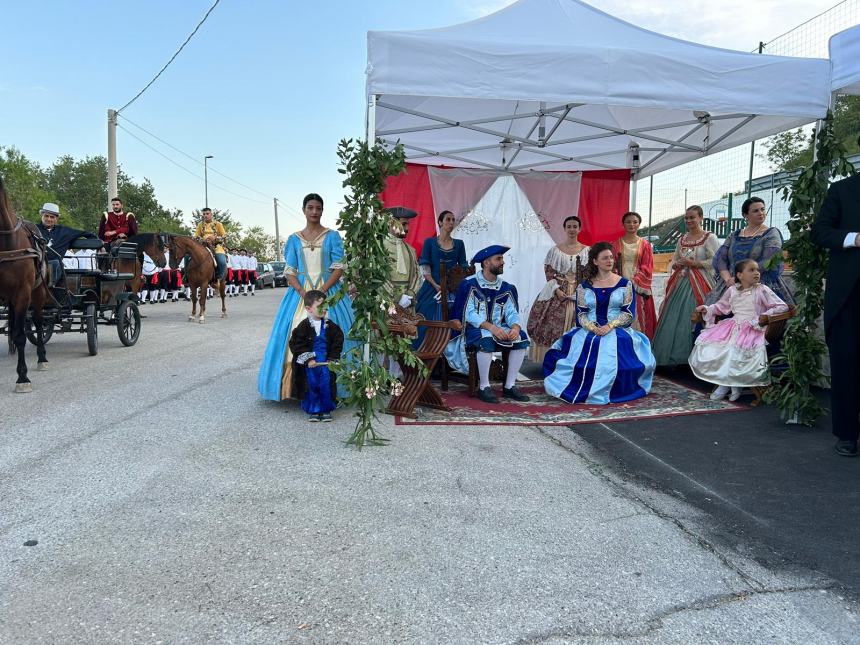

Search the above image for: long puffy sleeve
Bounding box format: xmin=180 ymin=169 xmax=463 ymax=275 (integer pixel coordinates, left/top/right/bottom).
xmin=633 ymin=240 xmax=653 ymax=295
xmin=756 ymin=284 xmax=789 ymax=319
xmin=419 ymin=237 xmax=433 ymax=267
xmin=502 ymin=291 xmax=521 ymax=328
xmin=611 ymin=282 xmax=635 ymax=328
xmin=703 ymin=286 xmax=734 ymax=326
xmin=713 ymin=235 xmax=732 ymax=273
xmin=575 ymin=284 xmax=595 ymax=331
xmin=455 ymin=239 xmax=468 ymax=268
xmin=284 ymin=235 xmax=301 ymax=277
xmin=327 ymin=230 xmax=345 ymax=271
xmin=464 ymin=291 xmax=485 ymax=329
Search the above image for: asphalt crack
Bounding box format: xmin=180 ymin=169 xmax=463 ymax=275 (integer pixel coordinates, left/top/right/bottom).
xmin=514 ymin=584 xmax=837 ymax=643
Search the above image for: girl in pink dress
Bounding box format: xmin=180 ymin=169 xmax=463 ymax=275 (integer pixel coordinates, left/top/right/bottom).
xmin=689 ymin=259 xmax=789 ymax=401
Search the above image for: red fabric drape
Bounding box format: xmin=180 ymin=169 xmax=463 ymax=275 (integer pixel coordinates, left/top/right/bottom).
xmin=381 ymin=164 xmax=631 ymax=253
xmin=380 ymin=163 xmax=435 ymax=255
xmin=576 ymin=169 xmax=630 ymax=246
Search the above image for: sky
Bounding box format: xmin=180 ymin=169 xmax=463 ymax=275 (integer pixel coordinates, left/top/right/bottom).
xmin=1 ymin=0 xmax=843 ymax=235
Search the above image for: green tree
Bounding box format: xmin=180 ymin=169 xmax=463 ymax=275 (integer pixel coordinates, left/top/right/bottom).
xmin=189 ymin=208 xmax=244 ymax=249
xmin=763 ymin=96 xmax=860 ymax=171
xmin=238 ymin=225 xmax=276 ymax=261
xmin=0 ymin=147 xmax=56 ymax=224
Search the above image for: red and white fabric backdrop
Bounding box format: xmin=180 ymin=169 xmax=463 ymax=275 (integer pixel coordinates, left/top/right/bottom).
xmin=381 ymin=163 xmax=630 ymax=322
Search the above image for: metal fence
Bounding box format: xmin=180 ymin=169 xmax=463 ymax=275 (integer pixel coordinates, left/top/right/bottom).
xmin=635 ymin=0 xmax=860 ymax=242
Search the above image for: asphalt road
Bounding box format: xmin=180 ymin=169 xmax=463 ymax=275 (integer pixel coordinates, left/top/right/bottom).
xmin=1 ymin=288 xmax=858 ymax=644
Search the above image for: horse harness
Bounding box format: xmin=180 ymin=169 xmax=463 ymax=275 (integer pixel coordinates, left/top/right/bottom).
xmin=0 ymin=217 xmax=48 ymax=287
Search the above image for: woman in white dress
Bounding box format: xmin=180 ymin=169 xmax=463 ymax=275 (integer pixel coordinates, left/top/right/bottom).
xmin=526 ymin=216 xmax=590 ymax=362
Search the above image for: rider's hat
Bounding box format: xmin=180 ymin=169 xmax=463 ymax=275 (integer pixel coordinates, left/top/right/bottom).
xmin=40 ymin=202 xmax=60 ymax=216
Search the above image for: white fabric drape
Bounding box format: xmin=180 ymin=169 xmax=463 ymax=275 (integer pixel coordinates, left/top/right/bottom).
xmin=455 ymin=175 xmax=555 ymax=323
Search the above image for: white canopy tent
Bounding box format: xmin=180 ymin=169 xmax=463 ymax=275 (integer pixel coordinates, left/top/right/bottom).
xmin=366 ymin=0 xmax=837 ymax=179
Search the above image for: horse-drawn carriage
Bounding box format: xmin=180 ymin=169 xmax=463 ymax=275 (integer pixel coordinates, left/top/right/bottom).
xmin=2 ymin=238 xmax=143 ymax=356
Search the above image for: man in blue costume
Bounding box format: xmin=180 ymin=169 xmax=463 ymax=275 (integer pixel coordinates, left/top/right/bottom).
xmin=444 ymin=245 xmax=530 ymax=403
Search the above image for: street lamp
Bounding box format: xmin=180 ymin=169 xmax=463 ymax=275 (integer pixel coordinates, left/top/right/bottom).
xmin=204 ymin=155 xmax=214 ymax=208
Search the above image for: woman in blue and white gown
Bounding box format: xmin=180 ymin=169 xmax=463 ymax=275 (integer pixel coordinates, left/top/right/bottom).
xmin=543 ymin=242 xmax=656 ymax=404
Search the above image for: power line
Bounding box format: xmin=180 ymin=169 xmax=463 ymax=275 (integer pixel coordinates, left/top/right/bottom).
xmin=117 ymin=0 xmax=221 ymax=114
xmin=118 ymin=114 xmax=304 ymax=217
xmin=118 ymin=123 xmax=270 ymax=204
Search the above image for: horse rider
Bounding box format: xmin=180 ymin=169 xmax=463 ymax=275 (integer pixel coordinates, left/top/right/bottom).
xmin=35 ymin=202 xmax=98 ymax=286
xmin=193 ymin=207 xmax=227 ymax=281
xmin=98 ymin=196 xmax=138 ymax=247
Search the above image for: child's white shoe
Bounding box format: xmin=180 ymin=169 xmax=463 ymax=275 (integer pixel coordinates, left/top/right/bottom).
xmin=709 ymin=385 xmax=730 ymax=400
xmin=729 ymin=387 xmax=743 ymax=402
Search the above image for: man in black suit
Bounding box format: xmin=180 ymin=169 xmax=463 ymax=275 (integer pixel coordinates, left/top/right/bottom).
xmin=811 ymin=168 xmax=860 ymax=457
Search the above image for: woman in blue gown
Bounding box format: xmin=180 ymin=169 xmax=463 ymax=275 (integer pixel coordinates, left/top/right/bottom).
xmin=544 ymin=242 xmax=656 ymax=404
xmin=414 ymin=210 xmax=468 ymax=346
xmin=258 ymin=193 xmax=357 ymax=402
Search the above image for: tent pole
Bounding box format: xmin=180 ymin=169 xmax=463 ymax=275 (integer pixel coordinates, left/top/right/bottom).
xmin=630 ymin=172 xmax=637 ymax=211
xmin=366 ymin=94 xmax=377 ymax=143
xmin=648 ymin=175 xmax=653 ymax=232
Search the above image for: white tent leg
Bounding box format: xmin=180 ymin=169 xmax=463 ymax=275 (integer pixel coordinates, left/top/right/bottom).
xmin=630 ymin=175 xmax=638 ymax=211
xmin=366 ymin=94 xmax=377 ymax=143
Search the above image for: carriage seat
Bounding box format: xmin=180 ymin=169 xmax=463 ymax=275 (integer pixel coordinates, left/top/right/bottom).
xmin=68 ymin=238 xmax=106 ymax=251
xmin=100 ymin=272 xmax=134 ymax=281
xmin=63 ymin=268 xmax=102 ymax=276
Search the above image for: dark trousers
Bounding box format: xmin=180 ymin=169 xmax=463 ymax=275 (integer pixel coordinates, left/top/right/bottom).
xmin=827 ymin=278 xmax=860 ymax=442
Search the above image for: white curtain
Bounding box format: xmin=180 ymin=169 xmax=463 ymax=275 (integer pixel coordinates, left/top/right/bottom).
xmin=454 ymin=175 xmax=555 ymax=325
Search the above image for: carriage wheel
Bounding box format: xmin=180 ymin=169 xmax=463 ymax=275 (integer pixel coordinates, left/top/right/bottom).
xmin=26 ymin=316 xmax=54 ymax=346
xmin=85 ymin=304 xmax=98 ymax=356
xmin=116 ymin=300 xmax=141 ymax=347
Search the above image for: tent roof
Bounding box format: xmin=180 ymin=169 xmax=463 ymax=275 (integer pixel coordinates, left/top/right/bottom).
xmin=366 ymin=0 xmax=833 ymax=177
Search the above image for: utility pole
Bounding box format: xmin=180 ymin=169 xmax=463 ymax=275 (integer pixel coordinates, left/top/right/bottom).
xmin=204 ymin=155 xmax=213 ymax=208
xmin=107 ymin=109 xmax=118 ymax=209
xmin=273 ymin=198 xmax=281 ymax=256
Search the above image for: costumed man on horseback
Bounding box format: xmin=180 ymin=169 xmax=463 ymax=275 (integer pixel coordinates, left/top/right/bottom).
xmin=194 ymin=207 xmax=228 ymax=281
xmin=98 ymin=197 xmax=138 ymax=247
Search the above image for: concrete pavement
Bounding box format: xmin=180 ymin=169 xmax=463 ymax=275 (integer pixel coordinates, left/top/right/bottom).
xmin=1 ymin=288 xmax=857 ymax=643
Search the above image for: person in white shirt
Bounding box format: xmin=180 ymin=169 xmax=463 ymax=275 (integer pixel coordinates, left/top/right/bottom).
xmin=159 ymin=249 xmax=183 ymax=303
xmin=240 ymin=249 xmax=250 ymax=295
xmin=226 ymin=250 xmax=237 ymax=297
xmin=139 ymin=252 xmax=160 ymax=303
xmin=247 ymin=252 xmax=258 ymax=295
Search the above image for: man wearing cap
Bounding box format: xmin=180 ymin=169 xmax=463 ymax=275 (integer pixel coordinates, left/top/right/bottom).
xmin=383 ymin=207 xmax=422 ymax=311
xmin=35 ymin=202 xmax=98 ymax=286
xmin=194 ymin=207 xmax=228 ymax=281
xmin=445 ymin=245 xmax=531 ymax=403
xmin=98 ymin=197 xmax=138 ymax=246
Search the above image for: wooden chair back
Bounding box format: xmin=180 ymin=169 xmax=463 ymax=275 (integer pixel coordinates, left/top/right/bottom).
xmin=439 ymin=264 xmax=476 ymax=321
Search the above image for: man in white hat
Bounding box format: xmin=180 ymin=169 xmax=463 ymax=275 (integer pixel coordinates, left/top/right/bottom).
xmin=35 ymin=202 xmax=98 ymax=285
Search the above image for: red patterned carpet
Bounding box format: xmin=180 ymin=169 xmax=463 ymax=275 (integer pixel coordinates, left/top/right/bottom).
xmin=396 ymin=376 xmax=746 ymax=426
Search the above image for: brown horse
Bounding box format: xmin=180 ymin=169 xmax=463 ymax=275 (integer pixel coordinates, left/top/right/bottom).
xmin=0 ymin=177 xmax=49 ymax=392
xmin=167 ymin=235 xmax=227 ymax=323
xmin=119 ymin=233 xmax=168 ymax=292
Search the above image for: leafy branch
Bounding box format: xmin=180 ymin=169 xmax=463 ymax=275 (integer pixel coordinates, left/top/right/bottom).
xmin=331 ymin=138 xmax=422 ymax=448
xmin=765 ymin=112 xmax=855 ymax=424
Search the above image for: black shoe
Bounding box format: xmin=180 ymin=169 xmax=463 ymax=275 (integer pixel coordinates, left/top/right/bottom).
xmin=308 ymin=414 xmax=321 ymax=423
xmin=503 ymin=386 xmax=530 ymax=402
xmin=320 ymin=412 xmax=332 ymax=422
xmin=477 ymin=387 xmax=499 ymax=403
xmin=835 ymin=439 xmax=858 ymax=457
